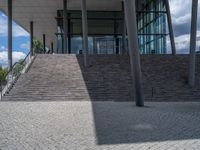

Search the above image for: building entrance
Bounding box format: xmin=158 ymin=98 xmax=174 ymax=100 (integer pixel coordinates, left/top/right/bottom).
xmin=95 ymin=37 xmax=115 ymax=54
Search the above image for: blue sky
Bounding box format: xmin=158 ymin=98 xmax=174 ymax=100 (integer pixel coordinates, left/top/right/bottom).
xmin=0 ymin=0 xmax=200 ymax=67
xmin=0 ymin=11 xmax=29 ymax=68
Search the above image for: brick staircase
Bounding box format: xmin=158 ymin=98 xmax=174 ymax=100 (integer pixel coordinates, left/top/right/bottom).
xmin=2 ymin=54 xmax=200 ymax=102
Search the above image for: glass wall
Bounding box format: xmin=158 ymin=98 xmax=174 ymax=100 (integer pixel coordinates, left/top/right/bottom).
xmin=137 ymin=0 xmax=167 ymax=54
xmin=56 ymin=0 xmax=167 ymax=54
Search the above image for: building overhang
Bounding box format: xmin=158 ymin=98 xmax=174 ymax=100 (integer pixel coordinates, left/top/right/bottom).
xmin=0 ymin=0 xmax=147 ymax=50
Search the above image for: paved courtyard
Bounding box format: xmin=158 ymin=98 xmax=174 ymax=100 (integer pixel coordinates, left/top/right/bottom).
xmin=0 ymin=101 xmax=200 ymax=150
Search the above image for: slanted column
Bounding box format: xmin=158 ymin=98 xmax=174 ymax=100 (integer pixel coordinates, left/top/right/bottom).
xmin=81 ymin=0 xmax=88 ymax=67
xmin=189 ymin=0 xmax=198 ymax=87
xmin=43 ymin=34 xmax=46 ymax=54
xmin=124 ymin=0 xmax=144 ymax=107
xmin=164 ymin=0 xmax=176 ymax=55
xmin=30 ymin=21 xmax=34 ymax=56
xmin=8 ymin=0 xmax=12 ymax=71
xmin=122 ymin=1 xmax=127 ymax=55
xmin=63 ymin=0 xmax=68 ymax=54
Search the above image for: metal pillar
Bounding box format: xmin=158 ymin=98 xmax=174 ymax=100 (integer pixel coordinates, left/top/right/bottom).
xmin=122 ymin=1 xmax=127 ymax=55
xmin=189 ymin=0 xmax=198 ymax=87
xmin=124 ymin=0 xmax=144 ymax=107
xmin=63 ymin=0 xmax=68 ymax=54
xmin=68 ymin=18 xmax=71 ymax=53
xmin=43 ymin=34 xmax=46 ymax=54
xmin=93 ymin=37 xmax=97 ymax=54
xmin=30 ymin=21 xmax=34 ymax=56
xmin=8 ymin=0 xmax=12 ymax=71
xmin=115 ymin=37 xmax=120 ymax=54
xmin=114 ymin=16 xmax=119 ymax=55
xmin=51 ymin=42 xmax=54 ymax=54
xmin=62 ymin=35 xmax=64 ymax=54
xmin=81 ymin=0 xmax=88 ymax=67
xmin=165 ymin=0 xmax=176 ymax=55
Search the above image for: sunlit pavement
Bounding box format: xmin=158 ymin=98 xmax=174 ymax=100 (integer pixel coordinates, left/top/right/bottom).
xmin=0 ymin=102 xmax=200 ymax=150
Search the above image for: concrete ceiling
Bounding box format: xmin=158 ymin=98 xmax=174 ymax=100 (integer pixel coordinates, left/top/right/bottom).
xmin=0 ymin=0 xmax=143 ymax=50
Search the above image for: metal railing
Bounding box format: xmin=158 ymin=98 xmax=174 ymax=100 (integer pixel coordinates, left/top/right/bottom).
xmin=0 ymin=51 xmax=35 ymax=100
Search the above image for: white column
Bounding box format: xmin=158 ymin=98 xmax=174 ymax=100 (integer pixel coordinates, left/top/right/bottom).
xmin=81 ymin=0 xmax=88 ymax=67
xmin=124 ymin=0 xmax=144 ymax=106
xmin=189 ymin=0 xmax=198 ymax=87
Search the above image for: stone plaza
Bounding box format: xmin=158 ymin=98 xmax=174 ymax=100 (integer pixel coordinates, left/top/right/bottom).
xmin=0 ymin=102 xmax=200 ymax=150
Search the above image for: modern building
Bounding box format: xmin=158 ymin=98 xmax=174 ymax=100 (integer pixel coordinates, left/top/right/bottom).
xmin=0 ymin=0 xmax=169 ymax=55
xmin=0 ymin=0 xmax=199 ymax=106
xmin=56 ymin=0 xmax=167 ymax=54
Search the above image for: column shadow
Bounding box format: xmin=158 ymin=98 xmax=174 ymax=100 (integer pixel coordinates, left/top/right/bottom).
xmin=76 ymin=54 xmax=200 ymax=145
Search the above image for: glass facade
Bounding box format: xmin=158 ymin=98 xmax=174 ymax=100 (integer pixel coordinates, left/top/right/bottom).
xmin=137 ymin=0 xmax=167 ymax=54
xmin=56 ymin=0 xmax=167 ymax=54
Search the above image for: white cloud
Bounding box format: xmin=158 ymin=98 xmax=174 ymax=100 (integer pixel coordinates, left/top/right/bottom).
xmin=0 ymin=46 xmax=6 ymax=51
xmin=173 ymin=14 xmax=191 ymax=26
xmin=169 ymin=0 xmax=192 ymax=25
xmin=168 ymin=0 xmax=200 ymax=53
xmin=0 ymin=13 xmax=29 ymax=37
xmin=13 ymin=24 xmax=29 ymax=37
xmin=167 ymin=31 xmax=200 ymax=54
xmin=0 ymin=14 xmax=7 ymax=37
xmin=175 ymin=34 xmax=190 ymax=51
xmin=20 ymin=42 xmax=30 ymax=50
xmin=0 ymin=51 xmax=26 ymax=67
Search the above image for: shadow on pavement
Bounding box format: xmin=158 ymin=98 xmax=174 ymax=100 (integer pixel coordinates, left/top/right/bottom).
xmin=76 ymin=55 xmax=200 ymax=145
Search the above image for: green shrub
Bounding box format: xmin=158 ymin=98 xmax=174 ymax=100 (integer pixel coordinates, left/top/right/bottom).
xmin=0 ymin=67 xmax=8 ymax=83
xmin=13 ymin=60 xmax=26 ymax=77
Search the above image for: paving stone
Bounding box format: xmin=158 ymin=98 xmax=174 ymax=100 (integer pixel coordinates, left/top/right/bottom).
xmin=0 ymin=102 xmax=199 ymax=149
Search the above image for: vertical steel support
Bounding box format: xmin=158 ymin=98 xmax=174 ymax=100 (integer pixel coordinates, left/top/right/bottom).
xmin=63 ymin=0 xmax=68 ymax=54
xmin=68 ymin=18 xmax=71 ymax=53
xmin=8 ymin=0 xmax=12 ymax=71
xmin=165 ymin=0 xmax=176 ymax=55
xmin=189 ymin=0 xmax=198 ymax=87
xmin=43 ymin=34 xmax=46 ymax=54
xmin=124 ymin=0 xmax=144 ymax=107
xmin=114 ymin=15 xmax=119 ymax=54
xmin=93 ymin=37 xmax=97 ymax=54
xmin=62 ymin=35 xmax=64 ymax=54
xmin=51 ymin=42 xmax=54 ymax=54
xmin=115 ymin=38 xmax=120 ymax=54
xmin=30 ymin=21 xmax=34 ymax=56
xmin=81 ymin=0 xmax=88 ymax=67
xmin=122 ymin=1 xmax=127 ymax=55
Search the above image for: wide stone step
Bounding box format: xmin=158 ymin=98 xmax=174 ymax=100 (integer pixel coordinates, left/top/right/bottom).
xmin=3 ymin=95 xmax=131 ymax=101
xmin=4 ymin=54 xmax=200 ymax=102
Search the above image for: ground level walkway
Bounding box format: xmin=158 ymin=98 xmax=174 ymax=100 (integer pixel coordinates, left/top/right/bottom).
xmin=0 ymin=101 xmax=200 ymax=150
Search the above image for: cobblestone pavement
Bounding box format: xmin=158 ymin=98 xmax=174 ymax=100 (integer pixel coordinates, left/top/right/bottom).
xmin=0 ymin=102 xmax=200 ymax=150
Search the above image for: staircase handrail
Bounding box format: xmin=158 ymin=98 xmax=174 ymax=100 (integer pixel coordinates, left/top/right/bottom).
xmin=0 ymin=51 xmax=35 ymax=100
